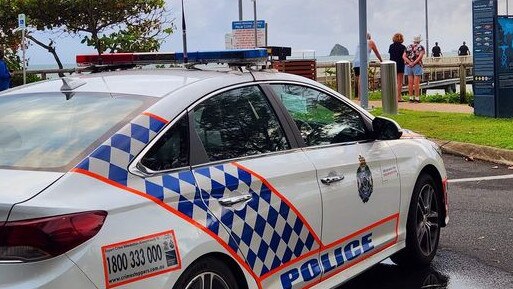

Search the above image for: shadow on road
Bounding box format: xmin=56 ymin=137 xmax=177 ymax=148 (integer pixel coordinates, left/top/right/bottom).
xmin=340 ymin=262 xmax=448 ymax=289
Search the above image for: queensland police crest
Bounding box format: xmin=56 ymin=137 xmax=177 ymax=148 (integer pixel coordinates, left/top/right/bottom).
xmin=356 ymin=155 xmax=373 ymax=203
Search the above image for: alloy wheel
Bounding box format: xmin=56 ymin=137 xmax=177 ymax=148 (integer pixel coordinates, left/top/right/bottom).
xmin=185 ymin=272 xmax=231 ymax=289
xmin=415 ymin=183 xmax=440 ymax=257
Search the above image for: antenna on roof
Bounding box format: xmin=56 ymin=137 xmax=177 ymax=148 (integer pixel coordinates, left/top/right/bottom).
xmin=181 ymin=0 xmax=188 ymax=64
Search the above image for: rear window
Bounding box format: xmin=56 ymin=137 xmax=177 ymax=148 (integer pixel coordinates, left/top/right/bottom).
xmin=0 ymin=92 xmax=154 ymax=171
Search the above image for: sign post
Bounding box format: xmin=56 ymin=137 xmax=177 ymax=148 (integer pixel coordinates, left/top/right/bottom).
xmin=18 ymin=13 xmax=26 ymax=85
xmin=358 ymin=0 xmax=369 ymax=109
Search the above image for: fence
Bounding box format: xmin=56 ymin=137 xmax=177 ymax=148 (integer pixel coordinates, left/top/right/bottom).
xmin=317 ymin=56 xmax=473 ymax=86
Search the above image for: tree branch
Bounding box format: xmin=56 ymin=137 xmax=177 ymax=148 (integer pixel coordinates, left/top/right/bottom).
xmin=26 ymin=35 xmax=65 ymax=77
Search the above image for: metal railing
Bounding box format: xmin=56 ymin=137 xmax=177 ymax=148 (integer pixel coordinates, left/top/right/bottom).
xmin=317 ymin=56 xmax=473 ymax=85
xmin=11 ymin=67 xmax=87 ymax=80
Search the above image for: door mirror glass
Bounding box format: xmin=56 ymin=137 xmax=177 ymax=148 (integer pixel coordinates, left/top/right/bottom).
xmin=372 ymin=117 xmax=403 ymax=140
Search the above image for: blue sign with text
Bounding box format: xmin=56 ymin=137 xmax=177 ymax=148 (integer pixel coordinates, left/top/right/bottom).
xmin=472 ymin=0 xmax=497 ymax=117
xmin=232 ymin=20 xmax=265 ymax=30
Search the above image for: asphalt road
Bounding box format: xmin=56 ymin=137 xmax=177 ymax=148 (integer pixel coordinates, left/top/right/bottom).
xmin=338 ymin=154 xmax=513 ymax=289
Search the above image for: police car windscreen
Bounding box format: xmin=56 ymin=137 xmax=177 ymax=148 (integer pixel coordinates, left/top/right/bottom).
xmin=0 ymin=92 xmax=153 ymax=171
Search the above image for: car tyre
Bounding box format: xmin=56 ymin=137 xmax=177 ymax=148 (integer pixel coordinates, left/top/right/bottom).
xmin=174 ymin=256 xmax=239 ymax=289
xmin=391 ymin=173 xmax=441 ymax=267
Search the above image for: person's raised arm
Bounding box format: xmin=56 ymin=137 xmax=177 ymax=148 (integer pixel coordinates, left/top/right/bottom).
xmin=370 ymin=40 xmax=383 ymax=62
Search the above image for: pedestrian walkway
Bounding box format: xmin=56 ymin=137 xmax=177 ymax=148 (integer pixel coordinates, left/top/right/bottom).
xmin=363 ymin=100 xmax=473 ymax=114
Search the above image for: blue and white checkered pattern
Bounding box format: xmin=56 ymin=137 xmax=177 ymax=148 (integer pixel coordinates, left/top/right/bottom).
xmin=193 ymin=164 xmax=318 ymax=276
xmin=75 ymin=113 xmax=319 ymax=277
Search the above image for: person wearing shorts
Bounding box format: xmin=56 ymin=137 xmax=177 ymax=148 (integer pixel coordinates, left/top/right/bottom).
xmin=403 ymin=35 xmax=425 ymax=102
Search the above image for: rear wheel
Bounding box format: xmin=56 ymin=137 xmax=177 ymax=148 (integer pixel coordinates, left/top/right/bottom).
xmin=174 ymin=257 xmax=239 ymax=289
xmin=391 ymin=173 xmax=441 ymax=267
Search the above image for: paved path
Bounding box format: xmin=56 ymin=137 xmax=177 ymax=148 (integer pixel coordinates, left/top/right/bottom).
xmin=354 ymin=100 xmax=474 ymax=114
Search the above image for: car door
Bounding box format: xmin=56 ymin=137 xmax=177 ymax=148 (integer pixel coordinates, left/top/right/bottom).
xmin=269 ymin=83 xmax=400 ymax=279
xmin=188 ymin=85 xmax=323 ymax=289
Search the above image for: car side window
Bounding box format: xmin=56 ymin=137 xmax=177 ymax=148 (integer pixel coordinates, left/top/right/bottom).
xmin=192 ymin=85 xmax=290 ymax=162
xmin=270 ymin=84 xmax=369 ymax=146
xmin=141 ymin=115 xmax=189 ymax=171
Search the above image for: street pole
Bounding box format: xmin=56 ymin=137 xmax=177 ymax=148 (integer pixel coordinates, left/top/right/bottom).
xmin=181 ymin=0 xmax=188 ymax=63
xmin=359 ymin=0 xmax=369 ymax=109
xmin=507 ymin=0 xmax=509 ymax=15
xmin=238 ymin=0 xmax=243 ymax=20
xmin=253 ymin=0 xmax=258 ymax=48
xmin=22 ymin=28 xmax=26 ymax=85
xmin=425 ymin=0 xmax=429 ymax=54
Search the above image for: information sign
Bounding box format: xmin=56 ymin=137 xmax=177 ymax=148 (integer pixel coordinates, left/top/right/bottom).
xmin=495 ymin=16 xmax=513 ymax=117
xmin=472 ymin=0 xmax=497 ymax=116
xmin=18 ymin=14 xmax=26 ymax=29
xmin=231 ymin=20 xmax=266 ymax=49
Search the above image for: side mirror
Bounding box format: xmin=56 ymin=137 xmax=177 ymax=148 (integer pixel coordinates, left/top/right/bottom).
xmin=372 ymin=116 xmax=403 ymax=140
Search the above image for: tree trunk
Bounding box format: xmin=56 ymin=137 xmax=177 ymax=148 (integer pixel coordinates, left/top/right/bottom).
xmin=26 ymin=35 xmax=65 ymax=77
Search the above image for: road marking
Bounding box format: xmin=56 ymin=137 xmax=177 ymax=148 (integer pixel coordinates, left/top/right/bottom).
xmin=449 ymin=174 xmax=513 ymax=183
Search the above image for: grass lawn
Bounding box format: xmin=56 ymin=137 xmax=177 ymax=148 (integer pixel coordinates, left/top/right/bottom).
xmin=372 ymin=108 xmax=513 ymax=150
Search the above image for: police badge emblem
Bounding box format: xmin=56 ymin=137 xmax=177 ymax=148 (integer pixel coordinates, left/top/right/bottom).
xmin=356 ymin=155 xmax=373 ymax=203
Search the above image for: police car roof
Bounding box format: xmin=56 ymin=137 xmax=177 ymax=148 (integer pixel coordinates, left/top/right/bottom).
xmin=2 ymin=68 xmax=313 ymax=98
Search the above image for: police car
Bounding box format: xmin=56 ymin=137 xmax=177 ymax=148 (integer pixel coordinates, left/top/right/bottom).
xmin=0 ymin=49 xmax=448 ymax=289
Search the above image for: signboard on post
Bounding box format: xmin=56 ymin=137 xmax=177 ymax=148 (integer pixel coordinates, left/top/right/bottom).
xmin=18 ymin=14 xmax=26 ymax=29
xmin=495 ymin=16 xmax=513 ymax=117
xmin=473 ymin=0 xmax=513 ymax=117
xmin=472 ymin=0 xmax=497 ymax=117
xmin=231 ymin=20 xmax=265 ymax=49
xmin=18 ymin=13 xmax=27 ymax=85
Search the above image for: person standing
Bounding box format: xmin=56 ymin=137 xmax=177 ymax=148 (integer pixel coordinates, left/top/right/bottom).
xmin=389 ymin=33 xmax=406 ymax=102
xmin=432 ymin=42 xmax=442 ymax=57
xmin=458 ymin=41 xmax=470 ymax=56
xmin=0 ymin=50 xmax=11 ymax=91
xmin=403 ymin=35 xmax=425 ymax=103
xmin=353 ymin=33 xmax=383 ymax=99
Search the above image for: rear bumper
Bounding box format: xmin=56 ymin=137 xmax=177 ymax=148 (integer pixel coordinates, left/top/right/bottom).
xmin=0 ymin=254 xmax=97 ymax=289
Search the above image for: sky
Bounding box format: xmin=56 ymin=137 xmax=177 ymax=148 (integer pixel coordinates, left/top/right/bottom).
xmin=24 ymin=0 xmax=513 ymax=66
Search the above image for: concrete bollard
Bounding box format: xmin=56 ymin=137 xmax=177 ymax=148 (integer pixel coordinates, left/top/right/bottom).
xmin=380 ymin=61 xmax=398 ymax=115
xmin=336 ymin=61 xmax=352 ymax=99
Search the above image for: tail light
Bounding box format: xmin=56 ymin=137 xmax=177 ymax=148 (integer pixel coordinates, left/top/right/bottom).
xmin=0 ymin=211 xmax=107 ymax=262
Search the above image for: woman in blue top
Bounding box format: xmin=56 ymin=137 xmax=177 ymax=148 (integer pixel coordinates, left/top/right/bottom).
xmin=0 ymin=50 xmax=12 ymax=91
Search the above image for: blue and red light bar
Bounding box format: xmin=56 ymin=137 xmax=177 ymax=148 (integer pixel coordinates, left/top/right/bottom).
xmin=76 ymin=49 xmax=268 ymax=67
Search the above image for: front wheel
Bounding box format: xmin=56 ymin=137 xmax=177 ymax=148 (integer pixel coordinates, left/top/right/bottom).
xmin=391 ymin=173 xmax=441 ymax=267
xmin=174 ymin=257 xmax=239 ymax=289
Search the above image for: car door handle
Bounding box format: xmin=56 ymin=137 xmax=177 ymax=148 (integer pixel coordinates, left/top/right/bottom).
xmin=218 ymin=194 xmax=253 ymax=207
xmin=321 ymin=175 xmax=345 ymax=185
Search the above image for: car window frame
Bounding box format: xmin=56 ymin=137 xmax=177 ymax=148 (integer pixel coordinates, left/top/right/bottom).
xmin=130 ymin=83 xmax=303 ymax=177
xmin=129 ymin=110 xmax=192 ymax=177
xmin=262 ymin=81 xmax=375 ymax=149
xmin=187 ymin=83 xmax=301 ymax=168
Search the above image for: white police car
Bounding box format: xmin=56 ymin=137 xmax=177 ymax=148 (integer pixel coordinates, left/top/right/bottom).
xmin=0 ymin=49 xmax=448 ymax=289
